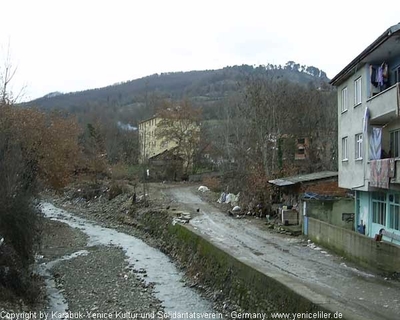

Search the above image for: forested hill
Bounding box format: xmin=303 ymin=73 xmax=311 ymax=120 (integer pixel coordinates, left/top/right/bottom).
xmin=25 ymin=61 xmax=330 ymax=113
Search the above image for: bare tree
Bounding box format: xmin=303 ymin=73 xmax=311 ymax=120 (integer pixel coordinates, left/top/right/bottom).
xmin=0 ymin=43 xmax=25 ymax=105
xmin=209 ymin=74 xmax=337 ymax=206
xmin=156 ymin=99 xmax=201 ymax=175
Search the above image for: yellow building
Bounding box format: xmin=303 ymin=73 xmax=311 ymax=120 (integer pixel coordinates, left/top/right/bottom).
xmin=138 ymin=116 xmax=175 ymax=163
xmin=138 ymin=115 xmax=200 ymax=176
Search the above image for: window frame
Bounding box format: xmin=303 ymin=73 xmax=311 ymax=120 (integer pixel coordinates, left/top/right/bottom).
xmin=341 ymin=87 xmax=348 ymax=113
xmin=390 ymin=129 xmax=400 ymax=158
xmin=372 ymin=192 xmax=386 ymax=226
xmin=355 ymin=133 xmax=363 ymax=160
xmin=354 ymin=77 xmax=362 ymax=106
xmin=389 ymin=194 xmax=400 ymax=231
xmin=342 ymin=136 xmax=348 ymax=161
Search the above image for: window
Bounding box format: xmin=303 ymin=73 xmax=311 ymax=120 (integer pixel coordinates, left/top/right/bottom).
xmin=342 ymin=137 xmax=348 ymax=161
xmin=389 ymin=194 xmax=400 ymax=231
xmin=394 ymin=66 xmax=400 ymax=84
xmin=372 ymin=192 xmax=386 ymax=225
xmin=355 ymin=133 xmax=363 ymax=160
xmin=390 ymin=129 xmax=400 ymax=157
xmin=354 ymin=77 xmax=362 ymax=106
xmin=341 ymin=87 xmax=348 ymax=112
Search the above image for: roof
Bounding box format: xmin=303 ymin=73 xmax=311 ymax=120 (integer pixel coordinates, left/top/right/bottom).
xmin=138 ymin=115 xmax=159 ymax=125
xmin=268 ymin=171 xmax=338 ymax=187
xmin=330 ymin=23 xmax=400 ymax=86
xmin=148 ymin=147 xmax=182 ymax=161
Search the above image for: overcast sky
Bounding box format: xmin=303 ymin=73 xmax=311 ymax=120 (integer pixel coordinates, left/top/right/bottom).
xmin=1 ymin=0 xmax=399 ymax=101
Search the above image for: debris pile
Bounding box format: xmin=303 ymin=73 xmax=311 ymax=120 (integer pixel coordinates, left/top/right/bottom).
xmin=172 ymin=211 xmax=192 ymax=225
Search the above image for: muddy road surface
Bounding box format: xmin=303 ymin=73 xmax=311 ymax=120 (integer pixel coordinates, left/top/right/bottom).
xmin=166 ymin=186 xmax=400 ymax=320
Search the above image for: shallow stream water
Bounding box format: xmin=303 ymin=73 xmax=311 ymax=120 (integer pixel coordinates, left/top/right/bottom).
xmin=40 ymin=202 xmax=217 ymax=318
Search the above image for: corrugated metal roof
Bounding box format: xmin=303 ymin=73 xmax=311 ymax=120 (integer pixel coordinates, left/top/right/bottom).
xmin=268 ymin=171 xmax=338 ymax=187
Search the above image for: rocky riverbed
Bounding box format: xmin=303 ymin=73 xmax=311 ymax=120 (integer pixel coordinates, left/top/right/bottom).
xmin=38 ymin=218 xmax=164 ymax=315
xmin=39 ymin=182 xmax=226 ymax=316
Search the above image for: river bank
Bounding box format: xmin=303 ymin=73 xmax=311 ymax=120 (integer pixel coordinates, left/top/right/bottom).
xmin=42 ymin=183 xmax=232 ymax=315
xmin=39 ymin=201 xmax=217 ymax=318
xmin=41 ymin=218 xmax=163 ymax=314
xmin=46 ymin=181 xmax=400 ymax=320
xmin=0 ymin=216 xmax=163 ymax=316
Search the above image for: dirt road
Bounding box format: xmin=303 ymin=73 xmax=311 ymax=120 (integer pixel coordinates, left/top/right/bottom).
xmin=166 ymin=186 xmax=400 ymax=320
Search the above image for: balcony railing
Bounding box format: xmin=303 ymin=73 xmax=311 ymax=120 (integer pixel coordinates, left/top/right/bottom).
xmin=367 ymin=83 xmax=400 ymax=125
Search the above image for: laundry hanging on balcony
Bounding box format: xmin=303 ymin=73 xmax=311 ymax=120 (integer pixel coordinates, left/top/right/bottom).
xmin=370 ymin=63 xmax=389 ymax=91
xmin=370 ymin=158 xmax=395 ymax=189
xmin=369 ymin=127 xmax=382 ymax=160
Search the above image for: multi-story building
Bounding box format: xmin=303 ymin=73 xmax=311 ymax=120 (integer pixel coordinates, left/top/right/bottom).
xmin=138 ymin=116 xmax=173 ymax=163
xmin=138 ymin=115 xmax=200 ymax=175
xmin=330 ymin=23 xmax=400 ymax=245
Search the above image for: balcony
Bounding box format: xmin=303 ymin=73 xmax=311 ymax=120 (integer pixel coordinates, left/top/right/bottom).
xmin=367 ymin=83 xmax=400 ymax=125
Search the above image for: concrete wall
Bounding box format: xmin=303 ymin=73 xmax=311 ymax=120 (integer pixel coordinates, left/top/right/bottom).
xmin=356 ymin=191 xmax=370 ymax=236
xmin=305 ymin=199 xmax=355 ymax=230
xmin=367 ymin=83 xmax=399 ymax=122
xmin=337 ymin=66 xmax=368 ymax=191
xmin=308 ymin=217 xmax=400 ymax=274
xmin=136 ymin=210 xmax=332 ymax=315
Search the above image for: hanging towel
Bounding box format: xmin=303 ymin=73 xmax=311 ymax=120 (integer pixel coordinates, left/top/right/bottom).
xmin=369 ymin=127 xmax=382 ymax=160
xmin=377 ymin=66 xmax=384 ymax=87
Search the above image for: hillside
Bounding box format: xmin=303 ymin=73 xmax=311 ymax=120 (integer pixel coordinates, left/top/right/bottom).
xmin=24 ymin=61 xmax=330 ymax=122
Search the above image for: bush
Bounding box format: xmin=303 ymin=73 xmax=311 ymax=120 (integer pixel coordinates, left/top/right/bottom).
xmin=0 ymin=243 xmax=42 ymax=303
xmin=202 ymin=176 xmax=222 ymax=192
xmin=108 ymin=181 xmax=123 ymax=200
xmin=110 ymin=164 xmax=141 ymax=181
xmin=0 ymin=123 xmax=41 ymax=301
xmin=71 ymin=181 xmax=105 ymax=200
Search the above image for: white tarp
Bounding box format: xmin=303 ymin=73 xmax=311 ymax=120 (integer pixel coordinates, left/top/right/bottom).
xmin=217 ymin=192 xmax=240 ymax=206
xmin=198 ymin=186 xmax=210 ymax=192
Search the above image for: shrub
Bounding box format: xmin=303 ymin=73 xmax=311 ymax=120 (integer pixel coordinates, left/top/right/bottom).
xmin=0 ymin=103 xmax=80 ymax=301
xmin=108 ymin=181 xmax=123 ymax=200
xmin=202 ymin=176 xmax=222 ymax=192
xmin=110 ymin=164 xmax=141 ymax=181
xmin=0 ymin=120 xmax=41 ymax=301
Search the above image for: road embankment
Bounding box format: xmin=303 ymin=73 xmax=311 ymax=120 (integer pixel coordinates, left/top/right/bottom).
xmin=132 ymin=209 xmax=334 ymax=317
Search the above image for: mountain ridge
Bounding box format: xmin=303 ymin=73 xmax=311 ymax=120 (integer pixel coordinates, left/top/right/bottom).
xmin=25 ymin=61 xmax=330 ymax=112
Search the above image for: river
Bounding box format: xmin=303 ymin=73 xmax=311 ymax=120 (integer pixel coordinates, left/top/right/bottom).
xmin=39 ymin=202 xmax=219 ymax=318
